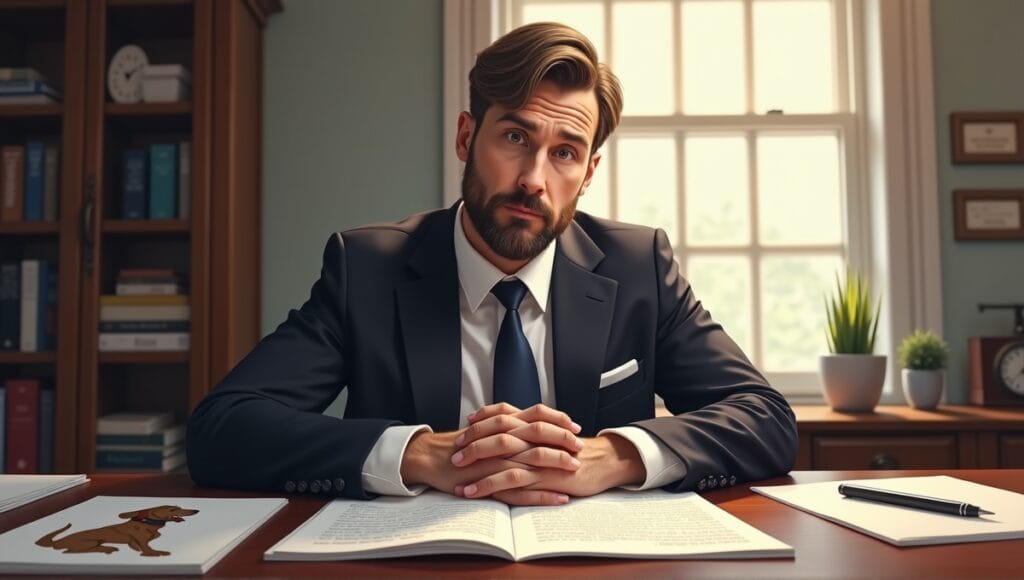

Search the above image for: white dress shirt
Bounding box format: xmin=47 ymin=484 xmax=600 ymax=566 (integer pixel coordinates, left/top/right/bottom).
xmin=359 ymin=203 xmax=685 ymax=495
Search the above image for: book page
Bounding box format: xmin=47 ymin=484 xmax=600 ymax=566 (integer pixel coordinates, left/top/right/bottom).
xmin=265 ymin=491 xmax=515 ymax=560
xmin=510 ymin=490 xmax=792 ymax=560
xmin=752 ymin=475 xmax=1024 ymax=546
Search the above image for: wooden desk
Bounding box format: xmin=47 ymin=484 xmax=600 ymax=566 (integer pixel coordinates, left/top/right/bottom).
xmin=1 ymin=470 xmax=1021 ymax=578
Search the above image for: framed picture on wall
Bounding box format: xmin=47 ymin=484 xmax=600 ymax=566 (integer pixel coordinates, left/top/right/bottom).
xmin=953 ymin=189 xmax=1024 ymax=240
xmin=950 ymin=112 xmax=1024 ymax=163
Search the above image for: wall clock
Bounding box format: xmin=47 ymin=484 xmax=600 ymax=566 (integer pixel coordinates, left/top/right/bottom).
xmin=107 ymin=45 xmax=148 ymax=104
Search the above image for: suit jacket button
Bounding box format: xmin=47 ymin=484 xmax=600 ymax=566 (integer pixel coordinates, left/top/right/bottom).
xmin=709 ymin=477 xmax=719 ymax=489
xmin=321 ymin=479 xmax=332 ymax=492
xmin=719 ymin=476 xmax=728 ymax=488
xmin=333 ymin=478 xmax=346 ymax=493
xmin=310 ymin=480 xmax=321 ymax=493
xmin=697 ymin=478 xmax=707 ymax=491
xmin=729 ymin=475 xmax=737 ymax=487
xmin=284 ymin=481 xmax=296 ymax=493
xmin=297 ymin=480 xmax=308 ymax=493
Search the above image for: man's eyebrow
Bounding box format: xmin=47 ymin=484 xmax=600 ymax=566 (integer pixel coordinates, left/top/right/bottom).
xmin=496 ymin=112 xmax=590 ymax=149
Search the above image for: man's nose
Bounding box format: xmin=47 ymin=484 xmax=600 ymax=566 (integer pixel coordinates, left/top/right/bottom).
xmin=517 ymin=154 xmax=546 ymax=196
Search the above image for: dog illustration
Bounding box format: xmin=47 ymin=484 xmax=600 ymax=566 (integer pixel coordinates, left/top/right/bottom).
xmin=35 ymin=505 xmax=199 ymax=557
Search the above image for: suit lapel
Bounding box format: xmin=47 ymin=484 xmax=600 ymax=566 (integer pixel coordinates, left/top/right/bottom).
xmin=551 ymin=221 xmax=618 ymax=437
xmin=396 ymin=207 xmax=462 ymax=431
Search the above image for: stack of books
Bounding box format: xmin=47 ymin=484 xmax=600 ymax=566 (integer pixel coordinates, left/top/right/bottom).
xmin=0 ymin=68 xmax=62 ymax=104
xmin=0 ymin=260 xmax=58 ymax=353
xmin=1 ymin=141 xmax=60 ymax=223
xmin=98 ymin=269 xmax=189 ymax=352
xmin=95 ymin=412 xmax=185 ymax=472
xmin=1 ymin=378 xmax=56 ymax=474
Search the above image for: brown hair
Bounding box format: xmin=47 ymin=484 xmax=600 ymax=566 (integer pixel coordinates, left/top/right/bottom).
xmin=468 ymin=22 xmax=623 ymax=154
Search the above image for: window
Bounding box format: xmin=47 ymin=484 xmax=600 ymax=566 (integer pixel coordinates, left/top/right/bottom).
xmin=444 ymin=0 xmax=942 ymax=400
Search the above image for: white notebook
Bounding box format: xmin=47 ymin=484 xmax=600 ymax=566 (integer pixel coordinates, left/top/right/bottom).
xmin=0 ymin=474 xmax=88 ymax=514
xmin=752 ymin=475 xmax=1024 ymax=546
xmin=264 ymin=490 xmax=793 ymax=562
xmin=0 ymin=495 xmax=286 ymax=575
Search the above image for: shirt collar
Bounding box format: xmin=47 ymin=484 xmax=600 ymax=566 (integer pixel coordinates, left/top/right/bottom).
xmin=453 ymin=202 xmax=556 ymax=313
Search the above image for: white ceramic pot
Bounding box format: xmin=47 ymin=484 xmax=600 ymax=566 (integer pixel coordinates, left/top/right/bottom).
xmin=819 ymin=354 xmax=887 ymax=412
xmin=901 ymin=368 xmax=944 ymax=410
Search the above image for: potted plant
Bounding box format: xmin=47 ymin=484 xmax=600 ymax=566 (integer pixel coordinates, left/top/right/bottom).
xmin=820 ymin=269 xmax=885 ymax=412
xmin=898 ymin=330 xmax=949 ymax=410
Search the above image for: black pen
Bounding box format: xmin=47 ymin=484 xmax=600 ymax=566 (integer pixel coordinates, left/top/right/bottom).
xmin=837 ymin=483 xmax=994 ymax=517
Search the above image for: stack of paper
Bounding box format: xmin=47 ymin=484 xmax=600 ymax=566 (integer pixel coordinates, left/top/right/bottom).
xmin=0 ymin=474 xmax=88 ymax=514
xmin=752 ymin=475 xmax=1024 ymax=546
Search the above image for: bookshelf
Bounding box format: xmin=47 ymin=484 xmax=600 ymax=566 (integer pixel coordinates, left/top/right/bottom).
xmin=0 ymin=0 xmax=280 ymax=473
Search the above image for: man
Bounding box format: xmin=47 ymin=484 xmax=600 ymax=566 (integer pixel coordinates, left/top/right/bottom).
xmin=187 ymin=22 xmax=797 ymax=505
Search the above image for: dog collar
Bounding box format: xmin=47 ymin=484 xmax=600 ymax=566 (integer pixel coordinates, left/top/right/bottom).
xmin=131 ymin=517 xmax=166 ymax=528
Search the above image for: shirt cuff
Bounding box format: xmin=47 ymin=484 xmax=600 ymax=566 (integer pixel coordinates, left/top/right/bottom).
xmin=361 ymin=424 xmax=432 ymax=496
xmin=600 ymin=426 xmax=686 ymax=490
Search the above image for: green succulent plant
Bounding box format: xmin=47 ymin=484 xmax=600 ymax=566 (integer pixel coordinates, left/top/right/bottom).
xmin=825 ymin=269 xmax=881 ymax=354
xmin=898 ymin=330 xmax=949 ymax=370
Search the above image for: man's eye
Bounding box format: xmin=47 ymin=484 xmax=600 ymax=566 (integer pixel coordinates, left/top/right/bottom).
xmin=555 ymin=148 xmax=576 ymax=160
xmin=506 ymin=131 xmax=525 ymax=145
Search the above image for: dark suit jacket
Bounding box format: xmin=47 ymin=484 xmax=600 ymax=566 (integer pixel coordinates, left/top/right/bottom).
xmin=187 ymin=205 xmax=798 ymax=498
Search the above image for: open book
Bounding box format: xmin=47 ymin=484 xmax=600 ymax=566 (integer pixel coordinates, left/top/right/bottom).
xmin=752 ymin=475 xmax=1024 ymax=547
xmin=264 ymin=490 xmax=793 ymax=561
xmin=0 ymin=495 xmax=286 ymax=575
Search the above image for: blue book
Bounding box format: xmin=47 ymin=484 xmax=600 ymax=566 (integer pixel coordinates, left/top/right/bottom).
xmin=148 ymin=144 xmax=177 ymax=219
xmin=38 ymin=386 xmax=55 ymax=473
xmin=23 ymin=141 xmax=45 ymax=221
xmin=0 ymin=263 xmax=18 ymax=350
xmin=121 ymin=149 xmax=147 ymax=219
xmin=96 ymin=448 xmax=183 ymax=470
xmin=43 ymin=262 xmax=57 ymax=351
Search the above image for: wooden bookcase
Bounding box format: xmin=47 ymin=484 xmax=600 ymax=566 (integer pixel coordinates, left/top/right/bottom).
xmin=0 ymin=0 xmax=280 ymax=473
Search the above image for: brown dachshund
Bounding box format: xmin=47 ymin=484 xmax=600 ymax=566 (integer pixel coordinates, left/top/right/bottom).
xmin=35 ymin=505 xmax=199 ymax=557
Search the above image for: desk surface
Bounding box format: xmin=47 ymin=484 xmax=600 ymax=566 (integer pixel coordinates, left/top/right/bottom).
xmin=1 ymin=470 xmax=1021 ymax=578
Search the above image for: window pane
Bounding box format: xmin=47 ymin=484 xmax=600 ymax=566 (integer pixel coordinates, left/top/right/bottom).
xmin=687 ymin=255 xmax=752 ymax=356
xmin=757 ymin=134 xmax=842 ymax=245
xmin=616 ymin=136 xmax=677 ymax=241
xmin=577 ymin=146 xmax=612 ymax=218
xmin=612 ymin=1 xmax=674 ymax=115
xmin=521 ymin=2 xmax=606 ymax=58
xmin=753 ymin=0 xmax=835 ymax=113
xmin=682 ymin=0 xmax=745 ymax=114
xmin=761 ymin=254 xmax=842 ymax=372
xmin=685 ymin=135 xmax=750 ymax=246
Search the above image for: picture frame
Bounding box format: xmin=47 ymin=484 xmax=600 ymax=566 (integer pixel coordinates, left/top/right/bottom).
xmin=953 ymin=189 xmax=1024 ymax=240
xmin=950 ymin=112 xmax=1024 ymax=163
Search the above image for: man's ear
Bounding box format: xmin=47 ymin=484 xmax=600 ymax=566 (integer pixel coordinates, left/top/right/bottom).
xmin=581 ymin=152 xmax=602 ymax=193
xmin=455 ymin=111 xmax=476 ymax=162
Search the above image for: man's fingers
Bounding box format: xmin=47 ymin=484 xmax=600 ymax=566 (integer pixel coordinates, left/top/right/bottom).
xmin=508 ymin=421 xmax=585 ymax=452
xmin=509 ymin=446 xmax=581 ymax=471
xmin=452 ymin=433 xmax=531 ymax=466
xmin=491 ymin=490 xmax=570 ymax=506
xmin=462 ymin=467 xmax=542 ymax=498
xmin=514 ymin=405 xmax=581 ymax=433
xmin=455 ymin=414 xmax=526 ymax=447
xmin=466 ymin=402 xmax=522 ymax=424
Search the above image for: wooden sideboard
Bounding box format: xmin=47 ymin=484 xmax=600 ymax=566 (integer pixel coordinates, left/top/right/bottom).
xmin=792 ymin=405 xmax=1024 ymax=470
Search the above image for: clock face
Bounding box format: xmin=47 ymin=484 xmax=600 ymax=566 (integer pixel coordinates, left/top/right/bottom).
xmin=996 ymin=341 xmax=1024 ymax=396
xmin=107 ymin=45 xmax=149 ymax=104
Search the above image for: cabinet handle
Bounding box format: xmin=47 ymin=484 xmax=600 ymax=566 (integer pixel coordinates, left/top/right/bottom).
xmin=81 ymin=175 xmax=95 ymax=276
xmin=869 ymin=453 xmax=899 ymax=469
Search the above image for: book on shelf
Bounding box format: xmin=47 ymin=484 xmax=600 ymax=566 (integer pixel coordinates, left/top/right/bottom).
xmin=97 ymin=424 xmax=185 ymax=447
xmin=0 ymin=474 xmax=88 ymax=515
xmin=177 ymin=141 xmax=190 ymax=219
xmin=97 ymin=412 xmax=174 ymax=436
xmin=148 ymin=144 xmax=177 ymax=219
xmin=1 ymin=145 xmax=24 ymax=222
xmin=115 ymin=270 xmax=184 ymax=296
xmin=0 ymin=68 xmax=47 ymax=82
xmin=38 ymin=386 xmax=55 ymax=474
xmin=0 ymin=80 xmax=62 ymax=102
xmin=121 ymin=149 xmax=147 ymax=219
xmin=23 ymin=141 xmax=45 ymax=221
xmin=96 ymin=446 xmax=184 ymax=472
xmin=19 ymin=259 xmax=56 ymax=353
xmin=0 ymin=495 xmax=287 ymax=575
xmin=98 ymin=332 xmax=189 ymax=352
xmin=264 ymin=490 xmax=794 ymax=562
xmin=99 ymin=320 xmax=190 ymax=333
xmin=0 ymin=262 xmax=18 ymax=350
xmin=0 ymin=94 xmax=58 ymax=105
xmin=42 ymin=144 xmax=59 ymax=221
xmin=5 ymin=379 xmax=40 ymax=474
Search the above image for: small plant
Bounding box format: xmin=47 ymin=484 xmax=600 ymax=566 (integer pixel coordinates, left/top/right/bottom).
xmin=898 ymin=330 xmax=949 ymax=370
xmin=825 ymin=269 xmax=881 ymax=354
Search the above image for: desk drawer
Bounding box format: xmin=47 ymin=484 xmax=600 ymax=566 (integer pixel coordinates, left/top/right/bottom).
xmin=1001 ymin=435 xmax=1024 ymax=468
xmin=812 ymin=435 xmax=958 ymax=470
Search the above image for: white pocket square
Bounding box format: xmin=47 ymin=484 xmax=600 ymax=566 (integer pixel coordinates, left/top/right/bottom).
xmin=599 ymin=359 xmax=639 ymax=389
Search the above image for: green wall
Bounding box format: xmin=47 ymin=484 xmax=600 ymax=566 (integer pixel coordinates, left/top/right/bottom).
xmin=932 ymin=0 xmax=1024 ymax=401
xmin=260 ymin=0 xmax=1024 ymax=403
xmin=261 ymin=0 xmax=443 ymax=334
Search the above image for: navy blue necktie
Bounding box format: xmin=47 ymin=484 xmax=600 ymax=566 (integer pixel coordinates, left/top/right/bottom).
xmin=491 ymin=279 xmax=541 ymax=409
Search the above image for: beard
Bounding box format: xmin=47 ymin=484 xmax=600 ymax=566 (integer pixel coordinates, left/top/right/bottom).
xmin=461 ymin=144 xmax=580 ymax=262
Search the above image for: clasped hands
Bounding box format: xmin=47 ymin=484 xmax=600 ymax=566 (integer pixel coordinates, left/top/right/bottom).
xmin=400 ymin=403 xmax=645 ymax=506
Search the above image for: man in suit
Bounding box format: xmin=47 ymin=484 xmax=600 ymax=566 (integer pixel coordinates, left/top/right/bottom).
xmin=187 ymin=22 xmax=797 ymax=505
